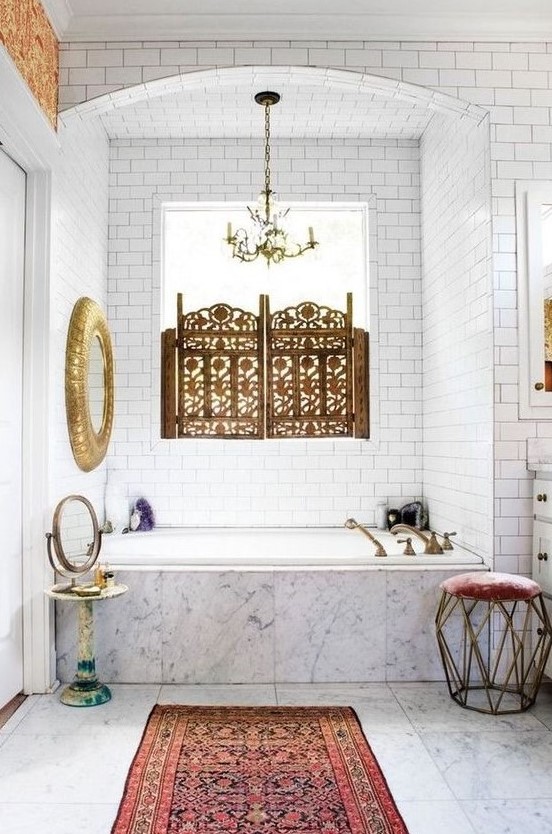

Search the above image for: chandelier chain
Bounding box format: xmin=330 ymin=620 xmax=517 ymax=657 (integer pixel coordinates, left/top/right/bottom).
xmin=264 ymin=102 xmax=271 ymax=217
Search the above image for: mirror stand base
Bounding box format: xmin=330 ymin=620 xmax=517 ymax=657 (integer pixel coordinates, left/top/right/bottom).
xmin=60 ymin=680 xmax=111 ymax=708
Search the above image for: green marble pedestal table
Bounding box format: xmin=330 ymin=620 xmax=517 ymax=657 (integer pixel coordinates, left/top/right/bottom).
xmin=46 ymin=583 xmax=128 ymax=707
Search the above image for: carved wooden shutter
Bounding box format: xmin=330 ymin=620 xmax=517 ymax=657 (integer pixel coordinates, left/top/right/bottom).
xmin=161 ymin=327 xmax=177 ymax=438
xmin=353 ymin=326 xmax=369 ymax=439
xmin=161 ymin=293 xmax=369 ymax=439
xmin=163 ymin=293 xmax=265 ymax=438
xmin=265 ymin=294 xmax=355 ymax=437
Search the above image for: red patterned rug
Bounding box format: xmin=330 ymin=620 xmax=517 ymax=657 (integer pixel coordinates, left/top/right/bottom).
xmin=111 ymin=705 xmax=408 ymax=834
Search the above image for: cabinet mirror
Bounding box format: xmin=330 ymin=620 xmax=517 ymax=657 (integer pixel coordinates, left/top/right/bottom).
xmin=65 ymin=297 xmax=114 ymax=471
xmin=516 ymin=182 xmax=552 ymax=418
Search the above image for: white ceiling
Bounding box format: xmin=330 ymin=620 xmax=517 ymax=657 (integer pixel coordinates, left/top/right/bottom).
xmin=43 ymin=0 xmax=552 ymax=42
xmin=100 ymin=80 xmax=434 ymax=141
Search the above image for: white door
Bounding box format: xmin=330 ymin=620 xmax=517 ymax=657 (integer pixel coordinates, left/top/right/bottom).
xmin=0 ymin=149 xmax=25 ymax=706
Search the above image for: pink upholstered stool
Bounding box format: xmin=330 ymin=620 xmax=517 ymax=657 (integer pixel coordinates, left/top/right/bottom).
xmin=435 ymin=572 xmax=552 ymax=714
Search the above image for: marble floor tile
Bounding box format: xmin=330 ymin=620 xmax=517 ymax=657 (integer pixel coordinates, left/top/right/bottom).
xmin=422 ymin=729 xmax=552 ymax=800
xmin=389 ymin=681 xmax=545 ymax=732
xmin=365 ymin=731 xmax=456 ymax=802
xmin=0 ymin=729 xmax=140 ymax=805
xmin=397 ymin=800 xmax=478 ymax=834
xmin=159 ymin=683 xmax=278 ymax=705
xmin=11 ymin=685 xmax=161 ymax=736
xmin=0 ymin=803 xmax=119 ymax=834
xmin=528 ymin=682 xmax=552 ymax=730
xmin=0 ymin=682 xmax=551 ymax=834
xmin=276 ymin=683 xmax=414 ymax=733
xmin=461 ymin=799 xmax=552 ymax=834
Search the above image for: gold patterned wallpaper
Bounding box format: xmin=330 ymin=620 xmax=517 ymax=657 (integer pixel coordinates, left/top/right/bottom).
xmin=0 ymin=0 xmax=59 ymax=128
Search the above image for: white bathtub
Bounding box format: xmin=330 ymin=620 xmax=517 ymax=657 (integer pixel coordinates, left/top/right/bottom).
xmin=100 ymin=527 xmax=486 ymax=571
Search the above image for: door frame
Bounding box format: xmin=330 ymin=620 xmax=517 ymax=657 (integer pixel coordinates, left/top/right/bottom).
xmin=0 ymin=46 xmax=59 ymax=692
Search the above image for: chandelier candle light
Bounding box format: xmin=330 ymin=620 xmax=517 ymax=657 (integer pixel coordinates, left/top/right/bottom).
xmin=226 ymin=91 xmax=319 ymax=265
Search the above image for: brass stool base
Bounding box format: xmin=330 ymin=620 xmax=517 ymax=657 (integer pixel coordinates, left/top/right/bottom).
xmin=436 ymin=591 xmax=552 ymax=715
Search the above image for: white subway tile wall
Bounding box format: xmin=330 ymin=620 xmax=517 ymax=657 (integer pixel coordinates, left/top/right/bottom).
xmin=50 ymin=114 xmax=110 ymax=514
xmin=107 ymin=136 xmax=423 ymax=530
xmin=55 ymin=39 xmax=552 ymax=571
xmin=421 ymin=113 xmax=493 ymax=559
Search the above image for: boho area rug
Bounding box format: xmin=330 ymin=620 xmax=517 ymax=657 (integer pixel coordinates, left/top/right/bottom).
xmin=112 ymin=705 xmax=408 ymax=834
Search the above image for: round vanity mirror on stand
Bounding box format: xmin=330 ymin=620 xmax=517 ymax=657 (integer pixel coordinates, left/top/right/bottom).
xmin=46 ymin=494 xmax=101 ymax=579
xmin=45 ymin=495 xmax=127 ymax=707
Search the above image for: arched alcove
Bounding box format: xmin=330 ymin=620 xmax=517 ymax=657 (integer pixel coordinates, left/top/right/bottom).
xmin=49 ymin=57 xmax=495 ymax=693
xmin=61 ymin=64 xmax=487 ymax=136
xmin=54 ymin=62 xmax=493 ymax=566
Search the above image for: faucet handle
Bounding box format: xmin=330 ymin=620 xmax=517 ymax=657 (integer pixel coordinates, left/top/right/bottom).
xmin=397 ymin=537 xmax=415 ymax=556
xmin=441 ymin=532 xmax=456 ymax=551
xmin=425 ymin=531 xmax=444 ymax=555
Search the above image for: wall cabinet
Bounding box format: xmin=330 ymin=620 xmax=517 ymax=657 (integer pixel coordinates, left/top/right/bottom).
xmin=533 ymin=478 xmax=552 ymax=678
xmin=533 ymin=479 xmax=552 ymax=595
xmin=516 ymin=181 xmax=552 ymax=419
xmin=533 ymin=519 xmax=552 ymax=596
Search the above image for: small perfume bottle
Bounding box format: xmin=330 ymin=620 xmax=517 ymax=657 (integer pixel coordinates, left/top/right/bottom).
xmin=103 ymin=571 xmax=115 ymax=589
xmin=94 ymin=563 xmax=105 ymax=588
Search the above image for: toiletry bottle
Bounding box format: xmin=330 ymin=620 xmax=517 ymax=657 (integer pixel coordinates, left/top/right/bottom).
xmin=376 ymin=502 xmax=388 ymax=530
xmin=387 ymin=508 xmax=400 ymax=529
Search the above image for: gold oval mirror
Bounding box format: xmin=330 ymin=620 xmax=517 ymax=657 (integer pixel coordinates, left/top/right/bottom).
xmin=65 ymin=297 xmax=114 ymax=472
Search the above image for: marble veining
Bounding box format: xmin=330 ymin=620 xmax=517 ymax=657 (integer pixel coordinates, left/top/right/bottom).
xmin=161 ymin=572 xmax=274 ymax=683
xmin=421 ymin=730 xmax=552 ymax=800
xmin=274 ymin=571 xmax=386 ymax=682
xmin=56 ymin=567 xmax=484 ymax=685
xmin=366 ymin=730 xmax=457 ymax=802
xmin=461 ymin=800 xmax=552 ymax=834
xmin=388 ymin=682 xmax=544 ymax=733
xmin=56 ymin=571 xmax=163 ymax=683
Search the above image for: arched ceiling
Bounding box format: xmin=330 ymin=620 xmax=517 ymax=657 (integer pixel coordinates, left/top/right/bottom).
xmin=64 ymin=68 xmax=485 ymax=142
xmin=100 ymin=79 xmax=436 ymax=141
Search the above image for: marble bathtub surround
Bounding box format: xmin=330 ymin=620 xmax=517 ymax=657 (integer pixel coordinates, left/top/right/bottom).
xmin=56 ymin=568 xmax=476 ymax=684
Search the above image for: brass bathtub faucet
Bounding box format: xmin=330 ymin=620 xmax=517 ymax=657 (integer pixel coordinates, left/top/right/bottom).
xmin=389 ymin=524 xmax=444 ymax=555
xmin=344 ymin=518 xmax=387 ymax=557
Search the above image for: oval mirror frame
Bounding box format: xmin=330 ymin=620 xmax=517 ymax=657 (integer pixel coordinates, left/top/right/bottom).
xmin=65 ymin=297 xmax=114 ymax=472
xmin=46 ymin=494 xmax=102 ymax=577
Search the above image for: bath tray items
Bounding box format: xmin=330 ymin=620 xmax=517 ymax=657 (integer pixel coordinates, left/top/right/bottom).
xmin=399 ymin=500 xmax=427 ymax=529
xmin=72 ymin=584 xmax=102 ymax=597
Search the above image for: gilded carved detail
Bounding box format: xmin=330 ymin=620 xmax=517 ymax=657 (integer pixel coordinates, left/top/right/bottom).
xmin=0 ymin=0 xmax=59 ymax=128
xmin=162 ymin=294 xmax=366 ymax=439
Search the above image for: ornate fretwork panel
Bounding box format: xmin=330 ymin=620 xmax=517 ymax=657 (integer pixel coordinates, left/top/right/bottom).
xmin=266 ymin=296 xmax=354 ymax=438
xmin=161 ymin=293 xmax=368 ymax=440
xmin=175 ymin=295 xmax=264 ymax=438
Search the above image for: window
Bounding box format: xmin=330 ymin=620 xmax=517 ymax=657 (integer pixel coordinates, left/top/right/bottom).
xmin=160 ymin=203 xmax=369 ymax=439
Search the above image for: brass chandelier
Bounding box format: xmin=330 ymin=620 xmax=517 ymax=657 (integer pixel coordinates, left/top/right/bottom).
xmin=225 ymin=91 xmax=318 ymax=265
